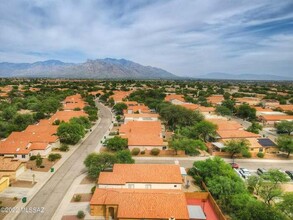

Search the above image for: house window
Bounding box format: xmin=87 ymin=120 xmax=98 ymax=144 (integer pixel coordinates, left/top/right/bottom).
xmin=14 ymin=154 xmax=17 ymax=158
xmin=22 ymin=155 xmax=26 ymax=159
xmin=259 ymin=148 xmax=263 ymax=152
xmin=145 ymin=184 xmax=152 ymax=189
xmin=174 ymin=185 xmax=177 ymax=188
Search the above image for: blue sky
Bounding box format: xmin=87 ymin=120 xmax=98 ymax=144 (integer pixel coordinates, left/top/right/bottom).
xmin=0 ymin=0 xmax=292 ymax=77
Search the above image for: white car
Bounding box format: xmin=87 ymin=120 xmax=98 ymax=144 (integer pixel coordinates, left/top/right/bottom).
xmin=239 ymin=168 xmax=251 ymax=179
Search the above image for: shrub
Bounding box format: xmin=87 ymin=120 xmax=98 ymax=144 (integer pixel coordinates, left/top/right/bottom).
xmin=131 ymin=148 xmax=140 ymax=156
xmin=52 ymin=119 xmax=60 ymax=125
xmin=74 ymin=194 xmax=82 ymax=202
xmin=140 ymin=150 xmax=145 ymax=155
xmin=40 ymin=165 xmax=45 ymax=168
xmin=30 ymin=155 xmax=37 ymax=160
xmin=59 ymin=144 xmax=69 ymax=152
xmin=242 ymin=151 xmax=252 ymax=158
xmin=76 ymin=210 xmax=85 ymax=219
xmin=48 ymin=153 xmax=62 ymax=162
xmin=109 ymin=132 xmax=117 ymax=136
xmin=91 ymin=186 xmax=96 ymax=194
xmin=150 ymin=148 xmax=160 ymax=156
xmin=257 ymin=152 xmax=264 ymax=158
xmin=13 ymin=197 xmax=18 ymax=201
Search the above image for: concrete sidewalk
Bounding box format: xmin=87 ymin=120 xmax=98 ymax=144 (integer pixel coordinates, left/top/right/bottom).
xmin=4 ymin=115 xmax=104 ymax=220
xmin=134 ymin=156 xmax=293 ymax=163
xmin=52 ymin=173 xmax=95 ymax=219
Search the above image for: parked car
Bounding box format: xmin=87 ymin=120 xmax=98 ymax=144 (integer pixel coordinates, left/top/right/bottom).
xmin=257 ymin=168 xmax=267 ymax=176
xmin=229 ymin=163 xmax=239 ymax=169
xmin=239 ymin=168 xmax=251 ymax=179
xmin=285 ymin=171 xmax=293 ymax=180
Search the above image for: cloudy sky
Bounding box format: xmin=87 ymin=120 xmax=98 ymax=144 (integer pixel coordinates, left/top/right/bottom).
xmin=0 ymin=0 xmax=292 ymax=77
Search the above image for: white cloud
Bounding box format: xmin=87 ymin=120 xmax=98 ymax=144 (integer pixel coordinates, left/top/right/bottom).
xmin=0 ymin=0 xmax=292 ymax=77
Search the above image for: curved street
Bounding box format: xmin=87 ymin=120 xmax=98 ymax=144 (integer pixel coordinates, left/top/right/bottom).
xmin=15 ymin=102 xmax=112 ymax=220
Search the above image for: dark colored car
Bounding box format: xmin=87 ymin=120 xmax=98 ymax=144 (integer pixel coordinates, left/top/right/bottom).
xmin=285 ymin=171 xmax=293 ymax=180
xmin=229 ymin=163 xmax=239 ymax=169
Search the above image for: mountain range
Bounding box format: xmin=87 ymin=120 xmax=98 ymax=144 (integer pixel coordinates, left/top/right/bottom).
xmin=0 ymin=59 xmax=291 ymax=81
xmin=197 ymin=72 xmax=293 ymax=81
xmin=0 ymin=58 xmax=177 ymax=79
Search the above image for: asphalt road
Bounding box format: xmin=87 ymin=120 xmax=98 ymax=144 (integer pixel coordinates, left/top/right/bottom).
xmin=135 ymin=157 xmax=293 ymax=172
xmin=16 ymin=103 xmax=112 ymax=220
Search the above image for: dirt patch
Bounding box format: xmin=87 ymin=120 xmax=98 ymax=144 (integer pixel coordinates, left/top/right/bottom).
xmin=80 ymin=176 xmax=96 ymax=185
xmin=281 ymin=183 xmax=293 ymax=192
xmin=26 ymin=158 xmax=59 ymax=172
xmin=10 ymin=180 xmax=36 ymax=188
xmin=70 ymin=193 xmax=92 ymax=203
xmin=17 ymin=109 xmax=33 ymax=115
xmin=0 ymin=197 xmax=20 ymax=220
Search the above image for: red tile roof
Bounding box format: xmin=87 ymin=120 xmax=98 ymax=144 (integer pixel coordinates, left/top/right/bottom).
xmin=98 ymin=164 xmax=182 ymax=185
xmin=277 ymin=105 xmax=293 ymax=112
xmin=119 ymin=121 xmax=163 ymax=146
xmin=51 ymin=111 xmax=87 ymax=122
xmin=207 ymin=119 xmax=242 ymax=131
xmin=0 ymin=157 xmax=23 ymax=171
xmin=165 ymin=94 xmax=185 ymax=102
xmin=179 ymin=103 xmax=199 ymax=110
xmin=259 ymin=115 xmax=293 ymax=121
xmin=124 ymin=113 xmax=159 ymax=118
xmin=197 ymin=106 xmax=215 ymax=112
xmin=91 ymin=188 xmax=189 ymax=219
xmin=207 ymin=95 xmax=224 ymax=104
xmin=217 ymin=130 xmax=260 ymax=139
xmin=111 ymin=91 xmax=132 ymax=102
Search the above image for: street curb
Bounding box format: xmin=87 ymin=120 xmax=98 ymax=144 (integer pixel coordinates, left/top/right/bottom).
xmin=4 ymin=108 xmax=103 ymax=220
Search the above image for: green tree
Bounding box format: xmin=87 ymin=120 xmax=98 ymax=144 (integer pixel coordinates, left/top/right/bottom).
xmin=236 ymin=104 xmax=256 ymax=121
xmin=84 ymin=152 xmax=117 ymax=179
xmin=221 ymin=99 xmax=236 ymax=112
xmin=116 ymin=150 xmax=134 ymax=164
xmin=246 ymin=122 xmax=263 ymax=134
xmin=108 ymin=97 xmax=115 ymax=106
xmin=36 ymin=154 xmax=43 ymax=168
xmin=113 ymin=103 xmax=127 ymax=115
xmin=105 ymin=136 xmax=128 ymax=151
xmin=275 ymin=121 xmax=293 ymax=135
xmin=193 ymin=121 xmax=217 ymax=142
xmin=277 ymin=135 xmax=293 ymax=158
xmin=225 ymin=139 xmax=250 ymax=158
xmin=277 ymin=192 xmax=293 ymax=218
xmin=259 ymin=169 xmax=289 ymax=205
xmin=69 ymin=116 xmax=91 ymax=129
xmin=57 ymin=122 xmax=85 ymax=145
xmin=2 ymin=106 xmax=17 ymax=121
xmin=169 ymin=138 xmax=206 ymax=155
xmin=13 ymin=114 xmax=35 ymax=131
xmin=228 ymin=194 xmax=286 ymax=220
xmin=246 ymin=175 xmax=263 ymax=195
xmin=215 ymin=105 xmax=232 ymax=116
xmin=207 ymin=175 xmax=246 ymax=200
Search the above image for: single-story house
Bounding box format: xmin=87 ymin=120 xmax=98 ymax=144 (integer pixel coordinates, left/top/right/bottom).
xmin=97 ymin=164 xmax=183 ymax=190
xmin=258 ymin=138 xmax=279 ymax=154
xmin=124 ymin=113 xmax=159 ymax=122
xmin=0 ymin=175 xmax=9 ymax=192
xmin=0 ymin=157 xmax=26 ymax=180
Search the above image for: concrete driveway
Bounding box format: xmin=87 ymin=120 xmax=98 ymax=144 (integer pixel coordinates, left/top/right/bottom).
xmin=15 ymin=103 xmax=112 ymax=220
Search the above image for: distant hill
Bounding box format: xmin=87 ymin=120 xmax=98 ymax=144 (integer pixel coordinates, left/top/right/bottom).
xmin=197 ymin=72 xmax=293 ymax=81
xmin=0 ymin=58 xmax=178 ymax=79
